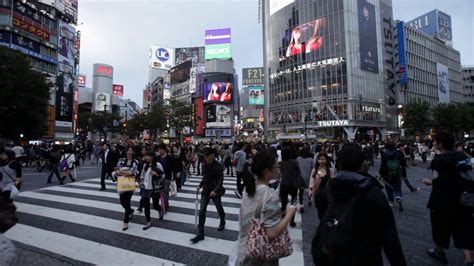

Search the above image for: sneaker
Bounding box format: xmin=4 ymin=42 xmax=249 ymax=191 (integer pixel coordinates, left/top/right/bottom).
xmin=410 ymin=187 xmax=420 ymax=192
xmin=396 ymin=198 xmax=404 ymax=212
xmin=190 ymin=235 xmax=204 ymax=244
xmin=427 ymin=248 xmax=448 ymax=265
xmin=234 ymin=190 xmax=242 ymax=199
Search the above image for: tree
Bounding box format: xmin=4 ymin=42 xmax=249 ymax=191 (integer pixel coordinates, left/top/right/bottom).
xmin=167 ymin=100 xmax=193 ymax=141
xmin=126 ymin=108 xmax=165 ymax=139
xmin=0 ymin=47 xmax=50 ymax=140
xmin=401 ymin=100 xmax=431 ymax=137
xmin=431 ymin=103 xmax=461 ymax=139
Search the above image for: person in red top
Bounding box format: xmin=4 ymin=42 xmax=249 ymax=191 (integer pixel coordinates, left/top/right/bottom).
xmin=220 ymin=83 xmax=233 ymax=102
xmin=207 ymin=83 xmax=221 ymax=101
xmin=286 ymin=27 xmax=305 ymax=57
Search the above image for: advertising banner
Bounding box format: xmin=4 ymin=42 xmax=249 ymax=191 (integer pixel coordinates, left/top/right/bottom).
xmin=112 ymin=84 xmax=124 ymax=96
xmin=189 ymin=66 xmax=197 ymax=94
xmin=58 ymin=20 xmax=76 ymax=78
xmin=150 ymin=45 xmax=175 ymax=70
xmin=206 ymin=105 xmax=232 ymax=128
xmin=282 ymin=17 xmax=327 ymax=61
xmin=195 ymin=97 xmax=204 ymax=136
xmin=358 ymin=0 xmax=379 ymax=73
xmin=175 ymin=47 xmax=205 ymax=65
xmin=436 ymin=63 xmax=450 ymax=103
xmin=55 ymin=74 xmax=74 ymax=127
xmin=204 ymin=28 xmax=231 ymax=45
xmin=205 ymin=43 xmax=231 ymax=60
xmin=269 ymin=0 xmax=294 ymax=16
xmin=437 ymin=11 xmax=452 ymax=43
xmin=203 ymin=81 xmax=233 ymax=103
xmin=12 ymin=14 xmax=51 ymax=42
xmin=1 ymin=31 xmax=58 ymax=64
xmin=397 ymin=22 xmax=407 ymax=85
xmin=77 ymin=74 xmax=86 ymax=87
xmin=248 ymin=86 xmax=264 ymax=105
xmin=242 ymin=67 xmax=264 ymax=85
xmin=95 ymin=92 xmax=111 ymax=112
xmin=170 ymin=60 xmax=192 ymax=85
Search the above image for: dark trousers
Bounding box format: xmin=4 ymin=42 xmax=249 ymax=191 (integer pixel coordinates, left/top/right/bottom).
xmin=47 ymin=163 xmax=61 ymax=182
xmin=280 ymin=184 xmax=298 ymax=223
xmin=143 ymin=193 xmax=163 ymax=222
xmin=298 ymin=187 xmax=304 ymax=205
xmin=402 ymin=176 xmax=418 ymax=191
xmin=225 ymin=164 xmax=233 ymax=176
xmin=236 ymin=171 xmax=244 ymax=194
xmin=100 ymin=166 xmax=113 ymax=189
xmin=119 ymin=191 xmax=134 ymax=223
xmin=197 ymin=156 xmax=204 ymax=175
xmin=198 ymin=192 xmax=225 ymax=235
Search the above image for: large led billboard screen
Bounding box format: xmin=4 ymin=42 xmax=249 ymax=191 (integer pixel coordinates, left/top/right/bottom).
xmin=175 ymin=47 xmax=205 ymax=65
xmin=202 ymin=73 xmax=234 ymax=103
xmin=358 ymin=0 xmax=379 ymax=73
xmin=206 ymin=104 xmax=231 ymax=128
xmin=248 ymin=86 xmax=264 ymax=105
xmin=205 ymin=43 xmax=232 ymax=60
xmin=170 ymin=60 xmax=192 ymax=85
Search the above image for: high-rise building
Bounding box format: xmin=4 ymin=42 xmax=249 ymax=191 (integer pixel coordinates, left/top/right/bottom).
xmin=462 ymin=66 xmax=474 ymax=103
xmin=0 ymin=0 xmax=79 ymax=140
xmin=406 ymin=9 xmax=453 ymax=47
xmin=395 ymin=20 xmax=463 ymax=107
xmin=262 ymin=0 xmax=397 ymax=141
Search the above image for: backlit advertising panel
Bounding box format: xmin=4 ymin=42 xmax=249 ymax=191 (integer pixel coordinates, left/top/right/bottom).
xmin=55 ymin=73 xmax=74 ymax=128
xmin=112 ymin=84 xmax=124 ymax=96
xmin=93 ymin=64 xmax=113 ymax=78
xmin=283 ymin=17 xmax=327 ymax=60
xmin=204 ymin=28 xmax=231 ymax=45
xmin=205 ymin=43 xmax=231 ymax=60
xmin=77 ymin=74 xmax=86 ymax=87
xmin=437 ymin=63 xmax=450 ymax=103
xmin=195 ymin=97 xmax=204 ymax=136
xmin=248 ymin=86 xmax=264 ymax=105
xmin=206 ymin=104 xmax=231 ymax=128
xmin=150 ymin=45 xmax=175 ymax=70
xmin=95 ymin=92 xmax=111 ymax=112
xmin=397 ymin=22 xmax=407 ymax=85
xmin=12 ymin=14 xmax=52 ymax=42
xmin=58 ymin=20 xmax=76 ymax=78
xmin=175 ymin=47 xmax=205 ymax=65
xmin=358 ymin=0 xmax=379 ymax=73
xmin=170 ymin=60 xmax=192 ymax=85
xmin=242 ymin=67 xmax=264 ymax=85
xmin=203 ymin=73 xmax=234 ymax=103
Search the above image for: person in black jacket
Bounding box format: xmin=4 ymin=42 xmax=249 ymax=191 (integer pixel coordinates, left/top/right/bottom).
xmin=379 ymin=141 xmax=406 ymax=212
xmin=100 ymin=143 xmax=118 ymax=191
xmin=312 ymin=143 xmax=406 ymax=266
xmin=190 ymin=147 xmax=226 ymax=244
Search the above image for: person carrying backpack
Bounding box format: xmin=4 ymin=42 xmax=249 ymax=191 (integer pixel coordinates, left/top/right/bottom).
xmin=312 ymin=143 xmax=406 ymax=266
xmin=379 ymin=141 xmax=405 ymax=212
xmin=59 ymin=147 xmax=76 ymax=185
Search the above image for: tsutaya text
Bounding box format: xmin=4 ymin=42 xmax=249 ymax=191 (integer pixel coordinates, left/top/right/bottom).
xmin=270 ymin=57 xmax=346 ymax=79
xmin=318 ymin=120 xmax=349 ymax=127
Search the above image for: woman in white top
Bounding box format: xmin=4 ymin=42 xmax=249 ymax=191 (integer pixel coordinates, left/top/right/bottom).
xmin=140 ymin=151 xmax=164 ymax=230
xmin=59 ymin=147 xmax=76 ymax=185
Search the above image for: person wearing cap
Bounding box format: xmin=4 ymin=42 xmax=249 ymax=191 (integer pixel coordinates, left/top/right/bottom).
xmin=190 ymin=147 xmax=226 ymax=244
xmin=312 ymin=143 xmax=406 ymax=265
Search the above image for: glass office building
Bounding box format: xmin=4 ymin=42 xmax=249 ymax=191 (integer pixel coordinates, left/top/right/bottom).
xmin=263 ymin=0 xmax=397 ymax=141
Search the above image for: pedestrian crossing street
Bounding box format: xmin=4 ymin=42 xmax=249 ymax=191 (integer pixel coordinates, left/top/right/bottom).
xmin=5 ymin=171 xmax=304 ymax=265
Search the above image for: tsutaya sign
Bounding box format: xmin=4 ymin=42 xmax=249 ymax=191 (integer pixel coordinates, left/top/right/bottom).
xmin=317 ymin=120 xmax=349 ymax=127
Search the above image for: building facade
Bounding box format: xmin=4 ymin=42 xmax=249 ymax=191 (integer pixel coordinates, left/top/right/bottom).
xmin=263 ymin=0 xmax=396 ymax=141
xmin=462 ymin=66 xmax=474 ymax=103
xmin=395 ymin=21 xmax=463 ymax=107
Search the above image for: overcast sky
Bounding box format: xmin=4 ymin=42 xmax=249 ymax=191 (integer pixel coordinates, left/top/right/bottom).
xmin=77 ymin=0 xmax=474 ymax=107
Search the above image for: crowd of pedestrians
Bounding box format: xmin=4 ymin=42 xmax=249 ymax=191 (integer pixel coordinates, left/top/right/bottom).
xmin=0 ymin=136 xmax=473 ymax=265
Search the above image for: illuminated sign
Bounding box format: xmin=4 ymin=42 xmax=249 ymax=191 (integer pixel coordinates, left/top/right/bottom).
xmin=156 ymin=48 xmax=170 ymax=62
xmin=77 ymin=74 xmax=86 ymax=86
xmin=95 ymin=65 xmax=113 ymax=76
xmin=150 ymin=46 xmax=175 ymax=70
xmin=270 ymin=57 xmax=345 ymax=79
xmin=205 ymin=43 xmax=232 ymax=60
xmin=12 ymin=15 xmax=51 ymax=41
xmin=362 ymin=106 xmax=381 ymax=113
xmin=242 ymin=67 xmax=264 ymax=85
xmin=112 ymin=84 xmax=124 ymax=96
xmin=317 ymin=120 xmax=349 ymax=127
xmin=204 ymin=28 xmax=231 ymax=45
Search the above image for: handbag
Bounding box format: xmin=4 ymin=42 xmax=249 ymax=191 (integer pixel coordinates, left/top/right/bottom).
xmin=2 ymin=167 xmax=20 ymax=199
xmin=170 ymin=180 xmax=178 ymax=196
xmin=460 ymin=192 xmax=474 ymax=208
xmin=116 ymin=176 xmax=136 ymax=192
xmin=245 ymin=189 xmax=293 ymax=260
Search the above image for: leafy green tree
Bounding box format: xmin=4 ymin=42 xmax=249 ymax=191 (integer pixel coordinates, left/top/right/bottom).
xmin=167 ymin=100 xmax=192 ymax=141
xmin=456 ymin=103 xmax=474 ymax=136
xmin=401 ymin=100 xmax=431 ymax=137
xmin=431 ymin=103 xmax=461 ymax=139
xmin=0 ymin=47 xmax=50 ymax=140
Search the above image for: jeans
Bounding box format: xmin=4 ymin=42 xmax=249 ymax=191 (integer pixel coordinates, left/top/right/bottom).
xmin=385 ymin=177 xmax=403 ymax=202
xmin=119 ymin=191 xmax=134 ymax=223
xmin=225 ymin=164 xmax=233 ymax=176
xmin=47 ymin=163 xmax=61 ymax=182
xmin=198 ymin=191 xmax=225 ymax=235
xmin=236 ymin=171 xmax=244 ymax=194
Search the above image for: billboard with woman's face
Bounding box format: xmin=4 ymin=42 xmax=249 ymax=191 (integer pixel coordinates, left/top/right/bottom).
xmin=281 ymin=17 xmax=327 ymax=61
xmin=202 ymin=73 xmax=234 ymax=103
xmin=248 ymin=86 xmax=264 ymax=105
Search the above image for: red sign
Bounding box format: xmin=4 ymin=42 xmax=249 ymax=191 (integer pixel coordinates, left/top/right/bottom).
xmin=12 ymin=15 xmax=51 ymax=41
xmin=96 ymin=65 xmax=112 ymax=76
xmin=77 ymin=75 xmax=86 ymax=86
xmin=112 ymin=84 xmax=124 ymax=96
xmin=195 ymin=97 xmax=205 ymax=136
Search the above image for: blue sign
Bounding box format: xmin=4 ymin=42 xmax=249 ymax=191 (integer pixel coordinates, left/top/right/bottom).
xmin=156 ymin=48 xmax=170 ymax=62
xmin=397 ymin=21 xmax=407 ymax=85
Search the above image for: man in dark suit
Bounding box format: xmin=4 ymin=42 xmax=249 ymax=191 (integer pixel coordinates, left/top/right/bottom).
xmin=100 ymin=143 xmax=117 ymax=191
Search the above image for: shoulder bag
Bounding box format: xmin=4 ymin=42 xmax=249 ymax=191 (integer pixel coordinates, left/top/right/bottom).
xmin=245 ymin=188 xmax=293 ymax=260
xmin=2 ymin=167 xmax=20 ymax=199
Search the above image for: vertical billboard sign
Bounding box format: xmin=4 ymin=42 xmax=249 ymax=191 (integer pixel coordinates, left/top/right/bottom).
xmin=436 ymin=63 xmax=450 ymax=103
xmin=55 ymin=74 xmax=74 ymax=127
xmin=95 ymin=93 xmax=111 ymax=112
xmin=77 ymin=74 xmax=86 ymax=87
xmin=189 ymin=66 xmax=197 ymax=93
xmin=58 ymin=21 xmax=76 ymax=80
xmin=150 ymin=46 xmax=175 ymax=70
xmin=358 ymin=0 xmax=379 ymax=73
xmin=112 ymin=84 xmax=124 ymax=96
xmin=195 ymin=97 xmax=205 ymax=136
xmin=437 ymin=11 xmax=452 ymax=44
xmin=242 ymin=67 xmax=264 ymax=85
xmin=205 ymin=28 xmax=232 ymax=60
xmin=397 ymin=22 xmax=407 ymax=85
xmin=248 ymin=86 xmax=265 ymax=105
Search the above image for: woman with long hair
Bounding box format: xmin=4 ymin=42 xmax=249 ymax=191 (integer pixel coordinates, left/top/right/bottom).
xmin=307 ymin=152 xmax=335 ymax=220
xmin=115 ymin=148 xmax=139 ymax=231
xmin=207 ymin=82 xmax=221 ymax=101
xmin=59 ymin=147 xmax=76 ymax=185
xmin=220 ymin=82 xmax=233 ymax=102
xmin=236 ymin=149 xmax=297 ymax=265
xmin=286 ymin=27 xmax=305 ymax=57
xmin=140 ymin=151 xmax=165 ymax=230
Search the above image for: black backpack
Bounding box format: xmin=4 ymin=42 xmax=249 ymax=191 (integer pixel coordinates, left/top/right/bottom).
xmin=312 ymin=179 xmax=375 ymax=265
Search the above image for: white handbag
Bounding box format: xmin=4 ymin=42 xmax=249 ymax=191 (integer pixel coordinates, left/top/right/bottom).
xmin=170 ymin=180 xmax=178 ymax=196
